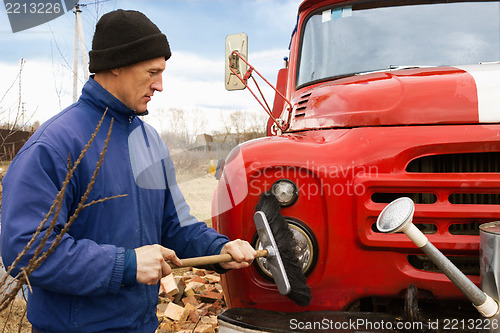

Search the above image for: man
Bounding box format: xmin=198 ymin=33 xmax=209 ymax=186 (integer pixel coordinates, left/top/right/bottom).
xmin=0 ymin=9 xmax=256 ymax=333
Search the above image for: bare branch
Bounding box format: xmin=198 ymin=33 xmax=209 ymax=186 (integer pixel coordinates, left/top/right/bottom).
xmin=0 ymin=110 xmax=127 ymax=313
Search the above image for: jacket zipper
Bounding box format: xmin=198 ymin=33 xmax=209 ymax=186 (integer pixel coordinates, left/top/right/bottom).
xmin=127 ymin=116 xmax=151 ymax=327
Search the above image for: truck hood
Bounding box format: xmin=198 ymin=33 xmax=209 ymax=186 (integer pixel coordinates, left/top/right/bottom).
xmin=288 ymin=63 xmax=500 ymax=131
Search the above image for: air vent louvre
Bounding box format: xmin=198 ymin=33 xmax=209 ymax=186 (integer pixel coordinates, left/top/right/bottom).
xmin=294 ymin=93 xmax=311 ymax=118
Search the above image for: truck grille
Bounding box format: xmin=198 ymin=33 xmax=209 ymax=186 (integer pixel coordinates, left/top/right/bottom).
xmin=359 ymin=151 xmax=500 ymax=277
xmin=449 ymin=221 xmax=480 ymax=235
xmin=407 ymin=151 xmax=500 ymax=206
xmin=408 ymin=255 xmax=479 ymax=275
xmin=407 ymin=152 xmax=500 ymax=173
xmin=371 ymin=192 xmax=437 ymax=204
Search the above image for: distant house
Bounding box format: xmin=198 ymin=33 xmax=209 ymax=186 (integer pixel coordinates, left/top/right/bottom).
xmin=0 ymin=128 xmax=33 ymax=161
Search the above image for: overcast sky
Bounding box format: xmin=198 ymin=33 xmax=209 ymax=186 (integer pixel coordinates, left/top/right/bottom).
xmin=0 ymin=0 xmax=302 ymax=134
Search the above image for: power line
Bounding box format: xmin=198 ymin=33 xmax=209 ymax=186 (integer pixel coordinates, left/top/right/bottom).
xmin=79 ymin=0 xmax=112 ymax=7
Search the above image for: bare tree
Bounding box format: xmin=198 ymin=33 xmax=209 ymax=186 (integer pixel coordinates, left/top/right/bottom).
xmin=217 ymin=110 xmax=267 ymax=144
xmin=0 ymin=59 xmax=26 ymax=126
xmin=188 ymin=108 xmax=206 ymax=142
xmin=0 ymin=59 xmax=36 ymax=162
xmin=160 ymin=107 xmax=208 ymax=147
xmin=218 ymin=109 xmax=234 ymax=142
xmin=243 ymin=111 xmax=267 ymax=141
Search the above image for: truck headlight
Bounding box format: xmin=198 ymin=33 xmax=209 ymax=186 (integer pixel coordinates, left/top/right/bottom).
xmin=271 ymin=179 xmax=298 ymax=207
xmin=254 ymin=219 xmax=316 ymax=278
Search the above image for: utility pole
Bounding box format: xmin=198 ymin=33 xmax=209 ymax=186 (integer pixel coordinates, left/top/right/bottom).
xmin=73 ymin=3 xmax=89 ymax=103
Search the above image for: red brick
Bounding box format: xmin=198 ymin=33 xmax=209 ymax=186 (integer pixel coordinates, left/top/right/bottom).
xmin=182 ymin=295 xmax=200 ymax=307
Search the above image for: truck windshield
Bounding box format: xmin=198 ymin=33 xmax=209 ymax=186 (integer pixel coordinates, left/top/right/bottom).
xmin=297 ymin=1 xmax=500 ymax=87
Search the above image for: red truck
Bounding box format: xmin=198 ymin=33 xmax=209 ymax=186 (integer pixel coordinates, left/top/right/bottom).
xmin=213 ymin=0 xmax=500 ymax=331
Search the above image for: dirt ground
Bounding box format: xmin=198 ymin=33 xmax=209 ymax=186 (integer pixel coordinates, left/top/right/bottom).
xmin=0 ymin=299 xmax=30 ymax=333
xmin=0 ymin=168 xmax=219 ymax=332
xmin=176 ymin=171 xmax=218 ymax=226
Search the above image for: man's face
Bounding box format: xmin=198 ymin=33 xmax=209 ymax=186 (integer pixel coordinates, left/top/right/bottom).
xmin=113 ymin=57 xmax=165 ymax=113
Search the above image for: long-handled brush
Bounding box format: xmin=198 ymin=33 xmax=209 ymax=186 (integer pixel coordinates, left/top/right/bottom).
xmin=255 ymin=191 xmax=312 ymax=306
xmin=169 ymin=191 xmax=312 ymax=307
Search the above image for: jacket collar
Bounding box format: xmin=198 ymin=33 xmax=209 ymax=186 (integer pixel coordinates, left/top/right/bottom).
xmin=79 ymin=77 xmax=149 ymax=120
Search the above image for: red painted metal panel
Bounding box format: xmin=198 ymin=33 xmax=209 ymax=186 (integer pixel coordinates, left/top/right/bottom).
xmin=215 ymin=125 xmax=500 ymax=312
xmin=289 ymin=67 xmax=479 ymax=131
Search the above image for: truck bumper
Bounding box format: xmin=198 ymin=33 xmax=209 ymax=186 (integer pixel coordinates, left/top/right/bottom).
xmin=218 ymin=308 xmax=410 ymax=333
xmin=218 ymin=308 xmax=494 ymax=333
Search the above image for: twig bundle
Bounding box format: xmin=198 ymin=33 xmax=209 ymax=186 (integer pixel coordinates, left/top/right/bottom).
xmin=0 ymin=110 xmax=126 ymax=314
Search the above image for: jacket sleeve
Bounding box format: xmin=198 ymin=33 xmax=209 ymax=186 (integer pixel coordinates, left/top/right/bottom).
xmin=0 ymin=142 xmax=125 ymax=296
xmin=160 ymin=150 xmax=230 ymax=261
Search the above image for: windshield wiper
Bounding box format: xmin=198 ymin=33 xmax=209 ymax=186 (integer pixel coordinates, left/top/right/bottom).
xmin=388 ymin=65 xmax=436 ymax=70
xmin=388 ymin=65 xmax=420 ymax=70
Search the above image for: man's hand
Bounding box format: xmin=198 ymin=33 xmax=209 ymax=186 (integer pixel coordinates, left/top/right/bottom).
xmin=134 ymin=244 xmax=182 ymax=285
xmin=219 ymin=239 xmax=257 ymax=270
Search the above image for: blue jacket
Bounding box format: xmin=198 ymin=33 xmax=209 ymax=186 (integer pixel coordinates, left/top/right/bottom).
xmin=0 ymin=78 xmax=229 ymax=332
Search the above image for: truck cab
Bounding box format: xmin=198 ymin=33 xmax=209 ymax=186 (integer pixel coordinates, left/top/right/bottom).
xmin=213 ymin=1 xmax=500 ymax=331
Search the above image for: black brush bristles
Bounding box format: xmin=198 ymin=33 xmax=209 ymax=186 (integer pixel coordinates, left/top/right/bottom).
xmin=256 ymin=191 xmax=312 ymax=306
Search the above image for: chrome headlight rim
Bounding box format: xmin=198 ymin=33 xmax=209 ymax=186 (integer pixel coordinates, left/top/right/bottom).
xmin=271 ymin=179 xmax=299 ymax=207
xmin=252 ymin=217 xmax=317 ymax=280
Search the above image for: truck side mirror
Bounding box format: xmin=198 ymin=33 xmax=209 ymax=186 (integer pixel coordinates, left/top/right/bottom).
xmin=225 ymin=33 xmax=248 ymax=91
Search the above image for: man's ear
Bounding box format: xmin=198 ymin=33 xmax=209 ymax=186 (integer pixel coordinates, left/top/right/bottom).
xmin=110 ymin=68 xmax=121 ymax=76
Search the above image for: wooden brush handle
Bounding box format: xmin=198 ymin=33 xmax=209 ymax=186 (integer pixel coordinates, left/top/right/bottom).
xmin=169 ymin=249 xmax=268 ymax=269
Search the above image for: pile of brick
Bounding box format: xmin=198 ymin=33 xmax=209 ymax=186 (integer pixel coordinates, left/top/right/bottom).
xmin=155 ymin=268 xmax=226 ymax=333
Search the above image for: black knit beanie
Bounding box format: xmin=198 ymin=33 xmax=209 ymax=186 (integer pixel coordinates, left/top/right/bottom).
xmin=89 ymin=9 xmax=171 ymax=73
